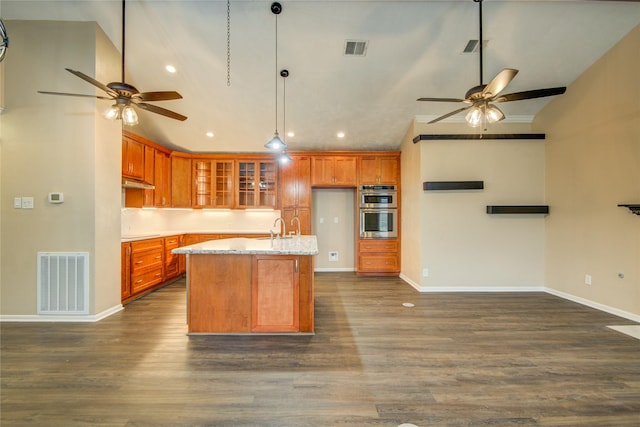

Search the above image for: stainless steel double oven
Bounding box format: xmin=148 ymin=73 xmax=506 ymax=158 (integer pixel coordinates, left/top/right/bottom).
xmin=359 ymin=185 xmax=398 ymax=239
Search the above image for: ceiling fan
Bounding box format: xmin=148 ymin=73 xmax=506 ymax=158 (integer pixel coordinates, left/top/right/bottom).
xmin=38 ymin=0 xmax=186 ymax=125
xmin=417 ymin=0 xmax=566 ymax=127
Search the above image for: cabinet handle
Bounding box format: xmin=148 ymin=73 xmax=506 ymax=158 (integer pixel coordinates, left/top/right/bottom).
xmin=155 ymin=256 xmax=161 ymax=259
xmin=135 ymin=279 xmax=143 ymax=284
xmin=155 ymin=273 xmax=162 ymax=277
xmin=135 ymin=261 xmax=143 ymax=265
xmin=295 ymin=259 xmax=299 ymax=273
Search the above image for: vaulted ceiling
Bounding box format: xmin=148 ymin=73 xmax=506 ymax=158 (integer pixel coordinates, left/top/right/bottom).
xmin=3 ymin=1 xmax=640 ymax=152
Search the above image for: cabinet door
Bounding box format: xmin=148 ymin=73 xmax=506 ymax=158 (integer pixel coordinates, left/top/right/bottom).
xmin=213 ymin=160 xmax=234 ymax=208
xmin=236 ymin=161 xmax=276 ymax=208
xmin=311 ymin=157 xmax=335 ymax=186
xmin=333 ymin=157 xmax=357 ymax=186
xmin=280 ymin=156 xmax=311 ymax=208
xmin=251 ymin=255 xmax=300 ymax=332
xmin=122 ymin=138 xmax=145 ymax=180
xmin=171 ymin=155 xmax=192 ymax=207
xmin=193 ymin=160 xmax=213 ymax=208
xmin=283 ymin=208 xmax=312 ymax=236
xmin=121 ymin=243 xmax=131 ymax=301
xmin=377 ymin=157 xmax=399 ymax=184
xmin=359 ymin=156 xmax=379 ymax=184
xmin=154 ymin=151 xmax=170 ymax=207
xmin=143 ymin=147 xmax=156 ymax=207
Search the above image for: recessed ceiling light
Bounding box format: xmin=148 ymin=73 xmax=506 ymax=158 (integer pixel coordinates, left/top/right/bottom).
xmin=287 ymin=131 xmax=295 ymax=138
xmin=206 ymin=132 xmax=214 ymax=138
xmin=337 ymin=132 xmax=345 ymax=138
xmin=165 ymin=65 xmax=177 ymax=73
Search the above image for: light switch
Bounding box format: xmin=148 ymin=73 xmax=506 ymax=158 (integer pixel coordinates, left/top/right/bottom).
xmin=14 ymin=197 xmax=22 ymax=209
xmin=21 ymin=197 xmax=34 ymax=209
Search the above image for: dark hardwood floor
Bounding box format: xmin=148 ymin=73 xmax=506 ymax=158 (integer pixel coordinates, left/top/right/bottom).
xmin=2 ymin=273 xmax=639 ymax=426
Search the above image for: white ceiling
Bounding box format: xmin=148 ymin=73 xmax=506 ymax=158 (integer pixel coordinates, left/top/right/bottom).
xmin=3 ymin=0 xmax=640 ymax=153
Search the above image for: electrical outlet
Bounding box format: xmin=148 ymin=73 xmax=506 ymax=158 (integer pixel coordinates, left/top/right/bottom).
xmin=422 ymin=268 xmax=429 ymax=277
xmin=333 ymin=217 xmax=339 ymax=224
xmin=328 ymin=251 xmax=339 ymax=262
xmin=585 ymin=274 xmax=592 ymax=285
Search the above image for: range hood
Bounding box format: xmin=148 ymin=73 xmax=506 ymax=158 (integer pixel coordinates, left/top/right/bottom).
xmin=122 ymin=179 xmax=155 ymax=190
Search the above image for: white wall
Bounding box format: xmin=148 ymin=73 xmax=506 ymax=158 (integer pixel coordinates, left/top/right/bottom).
xmin=401 ymin=122 xmax=546 ymax=291
xmin=312 ymin=189 xmax=355 ymax=271
xmin=1 ymin=20 xmax=122 ymax=317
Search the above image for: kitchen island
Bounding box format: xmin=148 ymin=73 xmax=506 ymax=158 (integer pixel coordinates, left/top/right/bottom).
xmin=173 ymin=236 xmax=318 ymax=334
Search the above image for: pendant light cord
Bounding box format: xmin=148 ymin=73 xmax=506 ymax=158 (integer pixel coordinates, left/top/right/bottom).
xmin=227 ymin=0 xmax=231 ymax=86
xmin=121 ymin=0 xmax=126 ymax=82
xmin=274 ymin=12 xmax=278 ymax=134
xmin=475 ymin=0 xmax=483 ymax=85
xmin=282 ymin=73 xmax=286 ymax=143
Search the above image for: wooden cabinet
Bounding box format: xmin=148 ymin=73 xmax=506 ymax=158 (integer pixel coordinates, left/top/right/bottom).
xmin=359 ymin=155 xmax=399 ymax=185
xmin=153 ymin=151 xmax=171 ymax=207
xmin=164 ymin=235 xmax=182 ymax=280
xmin=130 ymin=238 xmax=164 ymax=295
xmin=193 ymin=159 xmax=234 ymax=208
xmin=121 ymin=243 xmax=132 ymax=300
xmin=122 ymin=135 xmax=145 ymax=180
xmin=171 ymin=154 xmax=192 ymax=208
xmin=280 ymin=155 xmax=312 ymax=234
xmin=311 ymin=156 xmax=357 ymax=187
xmin=251 ymin=255 xmax=300 ymax=332
xmin=236 ymin=160 xmax=277 ymax=208
xmin=357 ymin=239 xmax=400 ymax=275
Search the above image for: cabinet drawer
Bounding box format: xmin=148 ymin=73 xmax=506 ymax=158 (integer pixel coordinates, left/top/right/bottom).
xmin=358 ymin=240 xmax=398 ymax=253
xmin=165 ymin=260 xmax=180 ymax=278
xmin=131 ymin=250 xmax=163 ymax=273
xmin=131 ymin=238 xmax=163 ymax=252
xmin=164 ymin=236 xmax=180 ymax=249
xmin=131 ymin=267 xmax=164 ymax=293
xmin=358 ymin=254 xmax=399 ymax=272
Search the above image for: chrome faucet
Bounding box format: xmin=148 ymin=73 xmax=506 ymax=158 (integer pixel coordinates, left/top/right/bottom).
xmin=272 ymin=217 xmax=286 ymax=239
xmin=291 ymin=216 xmax=301 ymax=236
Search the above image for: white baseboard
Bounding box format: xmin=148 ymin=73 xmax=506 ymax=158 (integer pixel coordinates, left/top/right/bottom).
xmin=0 ymin=304 xmax=124 ymax=322
xmin=545 ymin=287 xmax=640 ymax=323
xmin=398 ymin=275 xmax=639 ymax=323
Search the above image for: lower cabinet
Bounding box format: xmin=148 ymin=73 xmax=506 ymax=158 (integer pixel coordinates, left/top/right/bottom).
xmin=121 ymin=236 xmax=186 ymax=304
xmin=357 ymin=239 xmax=400 ymax=276
xmin=251 ymin=255 xmax=300 ymax=333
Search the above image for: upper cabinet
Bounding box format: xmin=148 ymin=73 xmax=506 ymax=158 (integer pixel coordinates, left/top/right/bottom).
xmin=280 ymin=155 xmax=311 ymax=208
xmin=122 ymin=135 xmax=145 ymax=180
xmin=359 ymin=155 xmax=399 ymax=185
xmin=311 ymin=156 xmax=357 ymax=187
xmin=193 ymin=159 xmax=234 ymax=209
xmin=170 ymin=154 xmax=192 ymax=208
xmin=236 ymin=160 xmax=277 ymax=208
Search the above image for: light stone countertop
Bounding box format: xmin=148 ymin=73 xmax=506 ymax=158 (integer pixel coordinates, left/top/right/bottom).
xmin=172 ymin=236 xmax=319 ymax=256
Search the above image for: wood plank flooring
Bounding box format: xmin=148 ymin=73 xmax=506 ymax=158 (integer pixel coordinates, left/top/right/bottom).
xmin=2 ymin=273 xmax=639 ymax=426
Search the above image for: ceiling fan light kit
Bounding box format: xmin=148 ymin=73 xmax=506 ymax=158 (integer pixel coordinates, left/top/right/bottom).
xmin=418 ymin=0 xmax=566 ymax=128
xmin=37 ymin=0 xmax=186 ymax=125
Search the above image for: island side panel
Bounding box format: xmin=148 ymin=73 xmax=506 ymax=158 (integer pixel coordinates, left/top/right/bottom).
xmin=188 ymin=254 xmax=252 ymax=333
xmin=251 ymin=255 xmax=300 ymax=332
xmin=299 ymin=256 xmax=314 ymax=333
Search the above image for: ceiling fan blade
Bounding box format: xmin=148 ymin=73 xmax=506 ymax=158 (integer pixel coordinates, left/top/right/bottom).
xmin=494 ymin=87 xmax=567 ymax=102
xmin=37 ymin=90 xmax=113 ymax=100
xmin=136 ymin=91 xmax=183 ymax=102
xmin=65 ymin=68 xmax=118 ymax=97
xmin=417 ymin=97 xmax=467 ymax=103
xmin=427 ymin=106 xmax=472 ymax=124
xmin=135 ymin=102 xmax=187 ymax=121
xmin=481 ymin=68 xmax=519 ymax=98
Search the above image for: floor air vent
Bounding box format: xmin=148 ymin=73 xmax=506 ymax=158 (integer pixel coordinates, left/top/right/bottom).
xmin=37 ymin=252 xmax=89 ymax=315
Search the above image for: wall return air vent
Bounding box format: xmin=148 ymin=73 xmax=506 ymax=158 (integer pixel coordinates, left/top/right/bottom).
xmin=344 ymin=40 xmax=368 ymax=56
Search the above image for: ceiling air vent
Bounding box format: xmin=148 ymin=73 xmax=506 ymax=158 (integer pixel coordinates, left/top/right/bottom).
xmin=462 ymin=39 xmax=488 ymax=54
xmin=344 ymin=40 xmax=368 ymax=56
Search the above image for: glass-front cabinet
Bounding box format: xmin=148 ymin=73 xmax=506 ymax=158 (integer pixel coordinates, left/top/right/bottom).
xmin=193 ymin=159 xmax=234 ymax=208
xmin=237 ymin=160 xmax=277 ymax=208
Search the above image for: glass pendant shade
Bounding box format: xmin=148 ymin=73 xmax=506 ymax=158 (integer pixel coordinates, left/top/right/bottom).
xmin=105 ymin=104 xmax=121 ymax=120
xmin=465 ymin=106 xmax=483 ymax=127
xmin=278 ymin=151 xmax=292 ymax=164
xmin=265 ymin=132 xmax=286 ymax=150
xmin=485 ymin=104 xmax=505 ymax=123
xmin=122 ymin=105 xmax=138 ymax=125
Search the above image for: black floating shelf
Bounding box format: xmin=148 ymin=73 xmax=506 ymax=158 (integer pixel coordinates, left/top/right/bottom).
xmin=618 ymin=204 xmax=640 ymax=216
xmin=487 ymin=205 xmax=549 ymax=215
xmin=413 ymin=133 xmax=546 ymax=143
xmin=424 ymin=181 xmax=484 ymax=191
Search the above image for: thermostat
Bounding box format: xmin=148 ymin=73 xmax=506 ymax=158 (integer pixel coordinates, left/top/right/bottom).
xmin=48 ymin=192 xmax=64 ymax=204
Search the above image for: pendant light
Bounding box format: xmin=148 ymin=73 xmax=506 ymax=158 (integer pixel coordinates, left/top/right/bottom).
xmin=265 ymin=2 xmax=286 ymax=151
